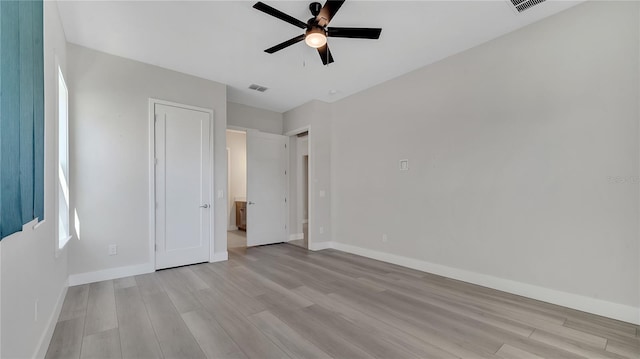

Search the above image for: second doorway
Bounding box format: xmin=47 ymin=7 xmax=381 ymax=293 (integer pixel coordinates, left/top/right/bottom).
xmin=226 ymin=129 xmax=289 ymax=251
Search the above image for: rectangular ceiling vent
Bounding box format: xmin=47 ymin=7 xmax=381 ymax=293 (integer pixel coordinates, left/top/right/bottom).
xmin=508 ymin=0 xmax=547 ymax=13
xmin=249 ymin=84 xmax=268 ymax=92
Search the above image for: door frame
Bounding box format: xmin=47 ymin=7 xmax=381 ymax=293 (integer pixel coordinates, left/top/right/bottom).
xmin=148 ymin=98 xmax=215 ymax=270
xmin=284 ymin=125 xmax=314 ymax=250
xmin=226 ymin=125 xmax=297 ymax=248
xmin=296 ymin=135 xmax=309 ymax=232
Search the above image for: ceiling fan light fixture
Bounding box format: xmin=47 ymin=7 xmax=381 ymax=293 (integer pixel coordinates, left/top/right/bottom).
xmin=254 ymin=1 xmax=382 ymax=65
xmin=305 ymin=27 xmax=327 ymax=48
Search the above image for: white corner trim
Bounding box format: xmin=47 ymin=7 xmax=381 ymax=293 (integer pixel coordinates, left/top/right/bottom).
xmin=329 ymin=242 xmax=640 ymax=325
xmin=68 ymin=263 xmax=154 ymax=286
xmin=34 ymin=282 xmax=68 ymax=359
xmin=308 ymin=241 xmax=335 ymax=251
xmin=287 ymin=233 xmax=304 ymax=242
xmin=211 ymin=251 xmax=228 ymax=263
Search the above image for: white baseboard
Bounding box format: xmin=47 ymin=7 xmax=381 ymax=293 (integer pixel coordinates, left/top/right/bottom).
xmin=34 ymin=281 xmax=68 ymax=359
xmin=68 ymin=252 xmax=228 ymax=287
xmin=68 ymin=263 xmax=154 ymax=286
xmin=228 ymin=225 xmax=238 ymax=231
xmin=287 ymin=233 xmax=304 ymax=242
xmin=211 ymin=251 xmax=228 ymax=262
xmin=308 ymin=241 xmax=333 ymax=251
xmin=321 ymin=241 xmax=639 ymax=325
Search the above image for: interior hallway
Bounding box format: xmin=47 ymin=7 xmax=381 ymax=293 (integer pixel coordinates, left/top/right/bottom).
xmin=288 ymin=223 xmax=308 ymax=250
xmin=227 ymin=230 xmax=247 ymax=249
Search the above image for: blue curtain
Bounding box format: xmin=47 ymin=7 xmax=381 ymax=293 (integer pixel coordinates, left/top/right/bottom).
xmin=0 ymin=0 xmax=45 ymax=239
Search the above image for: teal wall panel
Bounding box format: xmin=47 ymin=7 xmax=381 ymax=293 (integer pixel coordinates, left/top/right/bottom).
xmin=0 ymin=0 xmax=45 ymax=239
xmin=1 ymin=1 xmax=23 ymax=237
xmin=19 ymin=1 xmax=35 ymax=223
xmin=32 ymin=0 xmax=44 ymax=221
xmin=0 ymin=2 xmax=3 ymax=237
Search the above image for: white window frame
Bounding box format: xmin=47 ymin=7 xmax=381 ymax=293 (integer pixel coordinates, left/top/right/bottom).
xmin=57 ymin=64 xmax=71 ymax=251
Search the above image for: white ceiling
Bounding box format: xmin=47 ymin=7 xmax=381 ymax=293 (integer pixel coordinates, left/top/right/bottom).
xmin=57 ymin=0 xmax=582 ymax=113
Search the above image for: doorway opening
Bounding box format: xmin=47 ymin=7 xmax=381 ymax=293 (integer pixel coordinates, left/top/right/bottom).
xmin=227 ymin=128 xmax=288 ymax=251
xmin=226 ymin=129 xmax=247 ymax=253
xmin=286 ymin=129 xmax=311 ymax=250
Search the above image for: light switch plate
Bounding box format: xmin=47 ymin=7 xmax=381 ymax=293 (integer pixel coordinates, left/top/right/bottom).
xmin=399 ymin=159 xmax=409 ymax=171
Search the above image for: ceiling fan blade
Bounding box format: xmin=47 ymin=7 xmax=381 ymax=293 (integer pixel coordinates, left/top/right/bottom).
xmin=317 ymin=0 xmax=345 ymax=26
xmin=253 ymin=2 xmax=307 ymax=29
xmin=327 ymin=27 xmax=382 ymax=39
xmin=265 ymin=34 xmax=306 ymax=54
xmin=317 ymin=44 xmax=334 ymax=65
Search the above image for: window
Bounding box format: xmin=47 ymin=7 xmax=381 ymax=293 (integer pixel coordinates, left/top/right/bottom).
xmin=58 ymin=67 xmax=70 ymax=249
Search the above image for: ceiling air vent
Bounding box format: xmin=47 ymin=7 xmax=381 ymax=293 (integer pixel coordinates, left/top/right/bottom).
xmin=249 ymin=84 xmax=268 ymax=92
xmin=508 ymin=0 xmax=547 ymax=13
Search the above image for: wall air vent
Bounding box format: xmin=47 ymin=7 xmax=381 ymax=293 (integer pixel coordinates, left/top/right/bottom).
xmin=508 ymin=0 xmax=547 ymax=13
xmin=248 ymin=84 xmax=268 ymax=92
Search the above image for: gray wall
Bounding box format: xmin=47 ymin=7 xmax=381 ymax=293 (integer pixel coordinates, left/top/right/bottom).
xmin=329 ymin=0 xmax=638 ymax=311
xmin=228 ymin=101 xmax=283 ymax=134
xmin=284 ymin=100 xmax=333 ymax=246
xmin=68 ymin=44 xmax=228 ymax=276
xmin=1 ymin=2 xmax=70 ymax=357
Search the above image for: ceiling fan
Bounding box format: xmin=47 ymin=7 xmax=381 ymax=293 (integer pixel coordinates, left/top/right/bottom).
xmin=253 ymin=0 xmax=382 ymax=65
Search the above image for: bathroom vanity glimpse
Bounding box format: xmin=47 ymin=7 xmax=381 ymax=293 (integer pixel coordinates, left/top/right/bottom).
xmin=235 ymin=201 xmax=247 ymax=231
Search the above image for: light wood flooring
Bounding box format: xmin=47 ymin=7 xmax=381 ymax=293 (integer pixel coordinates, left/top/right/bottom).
xmin=227 ymin=230 xmax=247 ymax=249
xmin=46 ymin=244 xmax=639 ymax=359
xmin=288 ymin=223 xmax=308 ymax=250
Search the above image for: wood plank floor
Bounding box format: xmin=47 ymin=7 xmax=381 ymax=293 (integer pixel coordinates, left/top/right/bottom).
xmin=46 ymin=244 xmax=640 ymax=359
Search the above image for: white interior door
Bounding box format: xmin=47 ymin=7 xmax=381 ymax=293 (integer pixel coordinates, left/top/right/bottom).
xmin=155 ymin=103 xmax=211 ymax=269
xmin=247 ymin=130 xmax=288 ymax=246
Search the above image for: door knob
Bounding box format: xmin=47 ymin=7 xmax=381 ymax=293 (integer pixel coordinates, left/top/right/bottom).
xmin=248 ymin=201 xmax=255 ymax=205
xmin=200 ymin=204 xmax=210 ymax=208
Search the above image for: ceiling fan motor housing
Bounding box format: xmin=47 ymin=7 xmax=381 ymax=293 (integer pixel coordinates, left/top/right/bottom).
xmin=307 ymin=17 xmax=325 ymax=30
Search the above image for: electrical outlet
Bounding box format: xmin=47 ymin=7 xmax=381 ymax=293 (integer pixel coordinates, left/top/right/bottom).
xmin=108 ymin=244 xmax=117 ymax=256
xmin=319 ymin=226 xmax=324 ymax=234
xmin=382 ymin=234 xmax=388 ymax=242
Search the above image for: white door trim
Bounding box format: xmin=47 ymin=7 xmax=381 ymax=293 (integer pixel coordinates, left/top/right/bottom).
xmin=227 ymin=125 xmax=251 ymax=132
xmin=284 ymin=126 xmax=314 ymax=250
xmin=148 ymin=98 xmax=215 ymax=270
xmin=296 ymin=135 xmax=309 ymax=234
